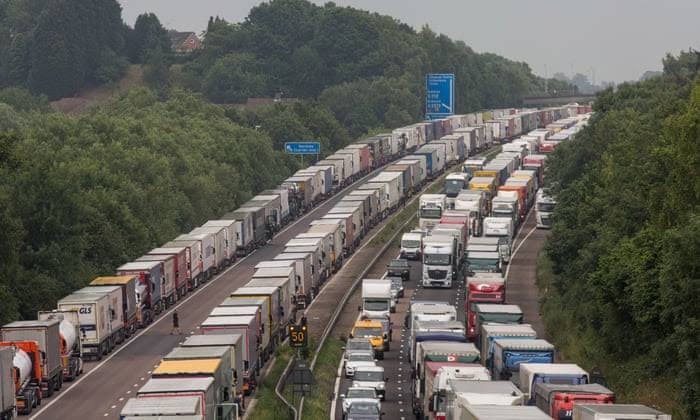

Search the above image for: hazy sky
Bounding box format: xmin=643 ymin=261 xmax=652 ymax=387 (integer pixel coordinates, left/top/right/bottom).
xmin=119 ymin=0 xmax=700 ymax=83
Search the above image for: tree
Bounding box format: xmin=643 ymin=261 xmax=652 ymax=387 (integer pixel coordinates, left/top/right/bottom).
xmin=203 ymin=53 xmax=266 ymax=103
xmin=127 ymin=13 xmax=171 ymax=63
xmin=143 ymin=46 xmax=170 ymax=95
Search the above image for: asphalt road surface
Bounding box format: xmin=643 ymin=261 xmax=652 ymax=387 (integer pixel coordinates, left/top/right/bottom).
xmin=28 ymin=168 xmax=394 ymax=420
xmin=334 ymin=211 xmax=549 ymax=420
xmin=334 ymin=255 xmax=467 ymax=420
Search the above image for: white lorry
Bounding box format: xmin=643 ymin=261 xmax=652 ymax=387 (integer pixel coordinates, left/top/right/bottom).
xmin=573 ymin=404 xmax=671 ymax=420
xmin=419 ymin=194 xmax=447 ymax=230
xmin=361 ymin=279 xmax=392 ymax=320
xmin=456 ymin=405 xmax=551 ymax=420
xmin=536 ymin=188 xmax=556 ymax=229
xmin=422 ymin=235 xmax=456 ymax=288
xmin=483 ymin=217 xmax=513 ymax=264
xmin=491 ymin=191 xmax=520 ymax=229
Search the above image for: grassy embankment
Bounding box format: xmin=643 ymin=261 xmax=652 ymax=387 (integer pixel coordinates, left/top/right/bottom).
xmin=247 ymin=344 xmax=295 ymax=419
xmin=536 ymin=251 xmax=682 ymax=417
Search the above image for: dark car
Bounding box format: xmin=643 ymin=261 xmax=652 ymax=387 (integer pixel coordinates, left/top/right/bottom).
xmin=387 ymin=258 xmax=410 ymax=281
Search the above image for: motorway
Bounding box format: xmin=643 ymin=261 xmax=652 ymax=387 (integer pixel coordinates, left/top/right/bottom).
xmin=29 ymin=167 xmax=397 ymax=420
xmin=333 ymin=208 xmax=548 ymax=420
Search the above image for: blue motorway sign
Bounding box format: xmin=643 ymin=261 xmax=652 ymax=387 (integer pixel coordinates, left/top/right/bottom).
xmin=285 ymin=142 xmax=321 ymax=155
xmin=425 ymin=73 xmax=455 ymax=119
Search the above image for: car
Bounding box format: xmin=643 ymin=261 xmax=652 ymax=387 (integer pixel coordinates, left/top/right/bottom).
xmin=389 ymin=276 xmax=404 ymax=298
xmin=344 ymin=338 xmax=375 ymax=359
xmin=387 ymin=258 xmax=410 ymax=281
xmin=352 ymin=366 xmax=387 ymax=400
xmin=390 ymin=289 xmax=398 ymax=313
xmin=341 ymin=387 xmax=380 ymax=416
xmin=345 ymin=400 xmax=383 ymax=420
xmin=345 ymin=350 xmax=377 ymax=378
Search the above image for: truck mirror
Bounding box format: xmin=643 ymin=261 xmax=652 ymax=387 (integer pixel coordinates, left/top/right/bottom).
xmin=357 ymin=305 xmax=362 ymax=311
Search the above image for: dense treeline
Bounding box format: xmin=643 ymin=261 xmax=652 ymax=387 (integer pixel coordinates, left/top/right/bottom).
xmin=176 ymin=0 xmax=570 ymax=137
xmin=543 ymin=51 xmax=700 ymax=418
xmin=0 ymin=0 xmax=171 ymax=99
xmin=0 ymin=0 xmax=573 ymax=327
xmin=0 ymin=88 xmax=300 ymax=323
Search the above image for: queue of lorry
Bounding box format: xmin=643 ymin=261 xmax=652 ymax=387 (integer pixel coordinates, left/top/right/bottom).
xmin=0 ymin=104 xmax=660 ymax=420
xmin=112 ymin=109 xmax=529 ymax=419
xmin=338 ymin=108 xmax=671 ymax=420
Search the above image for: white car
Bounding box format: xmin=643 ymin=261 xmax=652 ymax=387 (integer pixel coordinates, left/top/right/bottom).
xmin=352 ymin=366 xmax=386 ymax=400
xmin=345 ymin=350 xmax=376 ymax=378
xmin=341 ymin=387 xmax=380 ymax=416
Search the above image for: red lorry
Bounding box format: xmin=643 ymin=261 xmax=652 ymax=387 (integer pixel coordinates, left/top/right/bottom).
xmin=466 ymin=274 xmax=506 ymax=340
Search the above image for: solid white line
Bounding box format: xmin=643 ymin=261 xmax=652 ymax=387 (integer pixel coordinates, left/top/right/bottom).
xmin=29 ymin=171 xmax=379 ymax=419
xmin=504 ymin=210 xmax=537 ymax=281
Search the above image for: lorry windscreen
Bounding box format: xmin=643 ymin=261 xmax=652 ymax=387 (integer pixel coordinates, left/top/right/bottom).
xmin=364 ymin=299 xmax=389 ymax=311
xmin=420 ymin=208 xmax=442 ymax=219
xmin=401 ymin=240 xmax=421 ymax=248
xmin=537 ymin=202 xmax=555 ymax=212
xmin=492 ymin=209 xmax=513 ymax=217
xmin=424 ymin=253 xmax=451 ymax=265
xmin=443 ymin=180 xmax=464 ymax=196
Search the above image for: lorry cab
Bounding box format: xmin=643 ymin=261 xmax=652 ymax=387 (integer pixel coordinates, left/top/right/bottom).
xmin=466 ymin=274 xmax=506 ymax=339
xmin=483 ymin=217 xmax=513 ymax=263
xmin=443 ymin=173 xmax=470 ymax=198
xmin=534 ymin=383 xmax=616 ymax=420
xmin=466 ymin=251 xmax=502 ymax=275
xmin=419 ymin=194 xmax=447 ymax=230
xmin=520 ymin=363 xmax=590 ymax=403
xmin=536 ymin=188 xmax=556 ymax=229
xmin=422 ymin=235 xmax=456 ymax=288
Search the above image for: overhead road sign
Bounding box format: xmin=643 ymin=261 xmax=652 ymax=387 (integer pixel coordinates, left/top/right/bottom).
xmin=285 ymin=142 xmax=321 ymax=155
xmin=426 ymin=73 xmax=455 ymax=119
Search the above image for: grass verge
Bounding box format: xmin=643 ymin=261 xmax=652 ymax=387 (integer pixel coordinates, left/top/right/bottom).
xmin=248 ymin=344 xmax=295 ymax=419
xmin=536 ymin=250 xmax=683 ymax=418
xmin=301 ymin=337 xmax=346 ymax=420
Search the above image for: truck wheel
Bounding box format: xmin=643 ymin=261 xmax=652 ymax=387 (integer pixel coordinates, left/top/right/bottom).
xmin=45 ymin=380 xmax=54 ymax=397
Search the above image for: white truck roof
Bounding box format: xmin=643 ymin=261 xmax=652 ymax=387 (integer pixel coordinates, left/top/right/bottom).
xmin=458 ymin=405 xmax=550 ymax=420
xmin=402 ymin=232 xmax=423 ymax=240
xmin=475 ymin=304 xmax=522 ymax=314
xmin=121 ymin=396 xmax=200 ymax=416
xmin=362 ymin=279 xmax=391 ymax=298
xmin=573 ymin=404 xmax=671 ymax=419
xmin=519 ymin=363 xmax=588 ymax=395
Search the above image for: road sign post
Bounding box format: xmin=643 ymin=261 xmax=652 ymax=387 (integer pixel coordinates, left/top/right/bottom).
xmin=285 ymin=142 xmax=321 ymax=167
xmin=425 ymin=73 xmax=455 ymax=119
